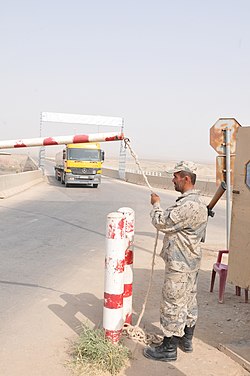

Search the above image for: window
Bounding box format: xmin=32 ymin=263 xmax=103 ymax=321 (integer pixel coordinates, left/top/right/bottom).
xmin=68 ymin=148 xmax=100 ymax=161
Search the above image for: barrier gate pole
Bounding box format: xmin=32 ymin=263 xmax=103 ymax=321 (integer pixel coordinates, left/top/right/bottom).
xmin=0 ymin=132 xmax=123 ymax=149
xmin=118 ymin=207 xmax=135 ymax=324
xmin=103 ymin=212 xmax=126 ymax=343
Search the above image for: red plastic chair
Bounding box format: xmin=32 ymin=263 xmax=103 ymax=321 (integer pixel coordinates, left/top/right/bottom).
xmin=210 ymin=250 xmax=249 ymax=303
xmin=210 ymin=250 xmax=229 ymax=303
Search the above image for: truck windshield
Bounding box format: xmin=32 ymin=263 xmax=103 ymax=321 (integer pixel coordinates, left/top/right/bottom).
xmin=68 ymin=148 xmax=100 ymax=161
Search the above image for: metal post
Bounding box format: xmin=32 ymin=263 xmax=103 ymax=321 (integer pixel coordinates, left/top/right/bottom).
xmin=103 ymin=212 xmax=126 ymax=343
xmin=118 ymin=207 xmax=135 ymax=324
xmin=118 ymin=120 xmax=126 ymax=180
xmin=38 ymin=112 xmax=45 ymax=171
xmin=225 ymin=128 xmax=231 ymax=249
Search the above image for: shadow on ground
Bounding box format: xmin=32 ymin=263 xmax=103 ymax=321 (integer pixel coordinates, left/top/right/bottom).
xmin=46 ymin=175 xmax=99 ymax=189
xmin=48 ymin=264 xmax=249 ymax=375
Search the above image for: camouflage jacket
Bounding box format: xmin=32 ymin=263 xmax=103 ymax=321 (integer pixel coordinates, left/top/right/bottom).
xmin=150 ymin=190 xmax=208 ymax=272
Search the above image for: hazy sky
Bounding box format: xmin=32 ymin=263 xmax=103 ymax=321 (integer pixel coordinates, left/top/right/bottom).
xmin=0 ymin=0 xmax=250 ymax=163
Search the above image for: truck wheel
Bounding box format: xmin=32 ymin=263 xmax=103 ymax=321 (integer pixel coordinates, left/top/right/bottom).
xmin=93 ymin=184 xmax=98 ymax=188
xmin=56 ymin=170 xmax=61 ymax=181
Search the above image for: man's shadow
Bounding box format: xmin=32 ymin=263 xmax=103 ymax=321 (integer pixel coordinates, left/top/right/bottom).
xmin=47 ymin=268 xmax=188 ymax=376
xmin=48 ymin=268 xmax=164 ymax=335
xmin=49 ymin=292 xmax=104 ymax=334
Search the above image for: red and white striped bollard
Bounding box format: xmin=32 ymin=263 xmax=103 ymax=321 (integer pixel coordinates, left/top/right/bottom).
xmin=118 ymin=207 xmax=135 ymax=324
xmin=103 ymin=212 xmax=126 ymax=343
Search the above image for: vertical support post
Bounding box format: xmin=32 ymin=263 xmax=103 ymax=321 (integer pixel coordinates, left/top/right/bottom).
xmin=38 ymin=112 xmax=45 ymax=172
xmin=118 ymin=119 xmax=126 ymax=180
xmin=225 ymin=128 xmax=231 ymax=249
xmin=118 ymin=207 xmax=135 ymax=324
xmin=103 ymin=212 xmax=126 ymax=343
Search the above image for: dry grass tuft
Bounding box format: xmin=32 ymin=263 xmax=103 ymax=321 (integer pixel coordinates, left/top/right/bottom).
xmin=70 ymin=325 xmax=131 ymax=375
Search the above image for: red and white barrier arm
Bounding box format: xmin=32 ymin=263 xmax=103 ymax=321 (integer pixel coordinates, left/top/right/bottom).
xmin=118 ymin=207 xmax=135 ymax=325
xmin=0 ymin=132 xmax=124 ymax=149
xmin=103 ymin=212 xmax=126 ymax=343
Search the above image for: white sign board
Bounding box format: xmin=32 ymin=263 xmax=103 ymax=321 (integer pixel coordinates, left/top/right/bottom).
xmin=41 ymin=112 xmax=123 ymax=127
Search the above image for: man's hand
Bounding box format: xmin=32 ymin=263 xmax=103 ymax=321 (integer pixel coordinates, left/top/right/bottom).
xmin=151 ymin=193 xmax=160 ymax=205
xmin=207 ymin=206 xmax=215 ymax=217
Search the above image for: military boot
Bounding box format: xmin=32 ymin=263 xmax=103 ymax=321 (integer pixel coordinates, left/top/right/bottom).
xmin=143 ymin=336 xmax=179 ymax=362
xmin=179 ymin=325 xmax=195 ymax=352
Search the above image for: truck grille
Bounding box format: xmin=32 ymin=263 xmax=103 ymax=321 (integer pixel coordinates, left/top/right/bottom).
xmin=70 ymin=167 xmax=96 ymax=175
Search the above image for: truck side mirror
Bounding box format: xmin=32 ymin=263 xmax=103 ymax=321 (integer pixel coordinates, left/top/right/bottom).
xmin=63 ymin=150 xmax=66 ymax=160
xmin=101 ymin=150 xmax=105 ymax=162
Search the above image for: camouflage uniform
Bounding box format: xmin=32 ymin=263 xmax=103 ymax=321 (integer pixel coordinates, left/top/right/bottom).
xmin=151 ymin=189 xmax=208 ymax=337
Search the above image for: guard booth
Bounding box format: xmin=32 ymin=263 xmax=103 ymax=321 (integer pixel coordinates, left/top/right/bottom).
xmin=228 ymin=126 xmax=250 ymax=290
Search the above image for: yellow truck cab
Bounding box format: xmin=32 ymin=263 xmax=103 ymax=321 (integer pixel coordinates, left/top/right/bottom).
xmin=55 ymin=142 xmax=104 ymax=188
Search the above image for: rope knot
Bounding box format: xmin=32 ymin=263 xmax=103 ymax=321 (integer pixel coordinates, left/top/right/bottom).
xmin=124 ymin=138 xmax=131 ymax=148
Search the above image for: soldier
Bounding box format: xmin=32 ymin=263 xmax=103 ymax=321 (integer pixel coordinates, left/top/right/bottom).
xmin=144 ymin=161 xmax=208 ymax=362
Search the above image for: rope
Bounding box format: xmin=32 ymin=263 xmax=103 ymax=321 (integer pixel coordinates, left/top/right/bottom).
xmin=122 ymin=138 xmax=162 ymax=345
xmin=124 ymin=138 xmax=154 ymax=194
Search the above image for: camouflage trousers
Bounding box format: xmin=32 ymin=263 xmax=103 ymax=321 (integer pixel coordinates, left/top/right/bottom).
xmin=160 ymin=266 xmax=199 ymax=337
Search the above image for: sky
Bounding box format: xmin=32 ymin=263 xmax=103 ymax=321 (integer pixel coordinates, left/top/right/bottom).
xmin=0 ymin=0 xmax=250 ymax=163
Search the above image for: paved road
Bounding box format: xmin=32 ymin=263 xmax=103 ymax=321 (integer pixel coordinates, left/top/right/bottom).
xmin=0 ymin=163 xmax=228 ymax=376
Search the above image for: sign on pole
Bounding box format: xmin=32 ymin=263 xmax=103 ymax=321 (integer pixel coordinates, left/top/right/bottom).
xmin=210 ymin=118 xmax=241 ymax=249
xmin=210 ymin=118 xmax=241 ymax=155
xmin=216 ymin=155 xmax=235 ymax=186
xmin=210 ymin=118 xmax=241 ymax=185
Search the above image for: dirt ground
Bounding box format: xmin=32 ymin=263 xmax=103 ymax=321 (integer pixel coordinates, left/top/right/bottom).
xmin=66 ymin=241 xmax=250 ymax=376
xmin=116 ymin=243 xmax=250 ymax=376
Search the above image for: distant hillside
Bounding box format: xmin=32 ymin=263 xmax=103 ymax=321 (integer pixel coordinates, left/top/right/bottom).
xmin=0 ymin=154 xmax=39 ymax=175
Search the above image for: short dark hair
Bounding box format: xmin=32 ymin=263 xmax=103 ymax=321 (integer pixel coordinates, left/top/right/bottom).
xmin=179 ymin=171 xmax=196 ymax=185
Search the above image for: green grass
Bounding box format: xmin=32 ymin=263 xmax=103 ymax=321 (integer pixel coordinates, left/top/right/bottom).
xmin=71 ymin=325 xmax=131 ymax=375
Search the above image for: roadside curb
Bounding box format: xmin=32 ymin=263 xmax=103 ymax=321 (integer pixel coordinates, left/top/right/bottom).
xmin=102 ymin=168 xmax=217 ymax=197
xmin=0 ymin=170 xmax=44 ymax=199
xmin=218 ymin=342 xmax=250 ymax=373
